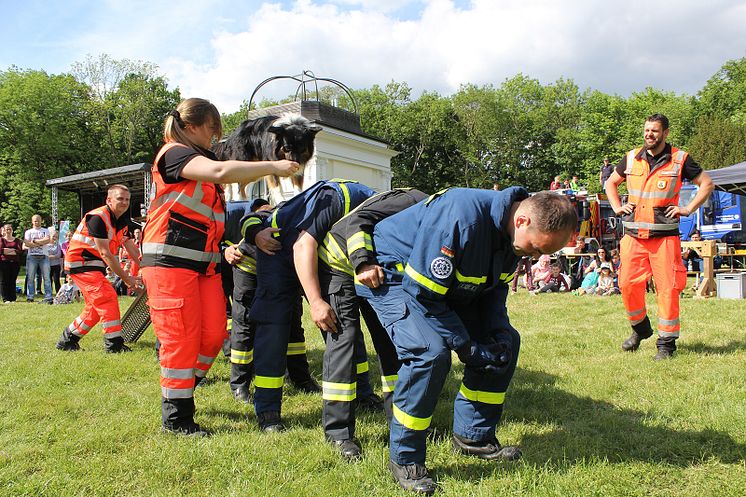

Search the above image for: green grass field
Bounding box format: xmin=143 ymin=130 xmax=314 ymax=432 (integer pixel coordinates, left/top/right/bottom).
xmin=1 ymin=288 xmax=744 ymax=497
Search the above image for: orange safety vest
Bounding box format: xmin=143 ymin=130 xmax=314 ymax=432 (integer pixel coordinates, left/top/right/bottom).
xmin=622 ymin=146 xmax=687 ymax=239
xmin=141 ymin=142 xmax=225 ymax=275
xmin=65 ymin=206 xmax=127 ymax=274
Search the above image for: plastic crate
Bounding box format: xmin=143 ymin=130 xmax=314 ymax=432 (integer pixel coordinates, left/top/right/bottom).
xmin=716 ymin=272 xmax=746 ymax=299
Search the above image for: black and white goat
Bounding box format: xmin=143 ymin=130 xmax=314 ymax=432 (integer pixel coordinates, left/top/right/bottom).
xmin=214 ymin=114 xmax=322 ymax=205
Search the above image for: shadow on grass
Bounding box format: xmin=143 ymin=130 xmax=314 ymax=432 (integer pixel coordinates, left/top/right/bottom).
xmin=680 ymin=339 xmax=746 ymax=355
xmin=435 ymin=367 xmax=746 ymax=481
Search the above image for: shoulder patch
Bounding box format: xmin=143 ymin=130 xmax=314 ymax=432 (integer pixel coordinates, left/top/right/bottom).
xmin=430 ymin=257 xmax=453 ymax=279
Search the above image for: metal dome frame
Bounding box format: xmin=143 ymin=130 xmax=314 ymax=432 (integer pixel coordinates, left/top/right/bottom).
xmin=247 ymin=70 xmax=358 ymax=117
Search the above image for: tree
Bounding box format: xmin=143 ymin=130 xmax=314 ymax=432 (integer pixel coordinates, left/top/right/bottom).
xmin=0 ymin=68 xmax=101 ymax=229
xmin=697 ymin=57 xmax=746 ymax=126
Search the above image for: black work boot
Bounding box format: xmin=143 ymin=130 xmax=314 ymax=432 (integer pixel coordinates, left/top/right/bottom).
xmin=56 ymin=328 xmax=81 ymax=351
xmin=452 ymin=433 xmax=522 ymax=461
xmin=329 ymin=438 xmax=362 ymax=461
xmin=232 ymin=385 xmax=252 ymax=404
xmin=287 ymin=354 xmax=321 ymax=393
xmin=257 ymin=411 xmax=286 ymax=432
xmin=161 ymin=397 xmax=209 ymax=437
xmin=621 ymin=316 xmax=653 ymax=352
xmin=654 ymin=337 xmax=677 ymax=361
xmin=356 ymin=392 xmax=384 ymax=413
xmin=388 ymin=460 xmax=437 ymax=495
xmin=104 ymin=336 xmax=131 ymax=354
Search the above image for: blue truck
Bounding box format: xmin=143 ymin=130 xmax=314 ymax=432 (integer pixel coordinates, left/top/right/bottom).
xmin=679 ymin=183 xmax=746 ymax=243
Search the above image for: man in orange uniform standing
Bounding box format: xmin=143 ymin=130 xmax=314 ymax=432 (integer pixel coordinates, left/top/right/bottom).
xmin=56 ymin=184 xmax=142 ymax=353
xmin=606 ymin=114 xmax=713 ymax=360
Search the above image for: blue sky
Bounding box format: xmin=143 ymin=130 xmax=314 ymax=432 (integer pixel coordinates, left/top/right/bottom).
xmin=2 ymin=0 xmax=745 ymax=113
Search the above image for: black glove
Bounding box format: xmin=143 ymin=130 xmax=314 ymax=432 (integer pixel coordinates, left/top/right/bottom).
xmin=456 ymin=339 xmax=511 ymax=373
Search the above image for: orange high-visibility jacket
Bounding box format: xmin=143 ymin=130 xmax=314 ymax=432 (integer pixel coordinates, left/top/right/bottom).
xmin=65 ymin=206 xmax=127 ymax=274
xmin=622 ymin=146 xmax=687 ymax=239
xmin=141 ymin=142 xmax=226 ymax=275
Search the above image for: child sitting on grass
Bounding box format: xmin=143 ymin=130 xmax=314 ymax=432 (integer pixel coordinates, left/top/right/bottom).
xmin=531 ymin=263 xmax=570 ymax=294
xmin=53 ymin=274 xmax=81 ymax=304
xmin=594 ymin=263 xmax=619 ymax=296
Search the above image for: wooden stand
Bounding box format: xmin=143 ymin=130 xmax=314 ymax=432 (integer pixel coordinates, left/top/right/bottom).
xmin=681 ymin=240 xmax=717 ymax=298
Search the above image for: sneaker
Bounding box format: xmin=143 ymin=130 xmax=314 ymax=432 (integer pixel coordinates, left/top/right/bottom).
xmin=653 ymin=348 xmax=674 ymax=361
xmin=452 ymin=433 xmax=522 ymax=461
xmin=232 ymin=385 xmax=252 ymax=404
xmin=257 ymin=411 xmax=285 ymax=433
xmin=330 ymin=438 xmax=362 ymax=461
xmin=356 ymin=393 xmax=384 ymax=413
xmin=162 ymin=422 xmax=210 ymax=437
xmin=388 ymin=460 xmax=437 ymax=495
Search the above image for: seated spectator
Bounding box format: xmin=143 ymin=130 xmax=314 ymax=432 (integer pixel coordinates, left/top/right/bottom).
xmin=532 ymin=263 xmax=570 ymax=294
xmin=683 ymin=231 xmax=704 ymax=272
xmin=610 ymin=249 xmax=621 ymax=290
xmin=570 ymin=239 xmax=593 ymax=289
xmin=53 ymin=274 xmax=81 ymax=304
xmin=594 ymin=263 xmax=619 ymax=296
xmin=531 ymin=254 xmax=552 ymax=288
xmin=562 ymin=179 xmax=571 ymax=190
xmin=550 ymin=175 xmax=562 ymax=190
xmin=570 ymin=175 xmax=580 ymax=191
xmin=511 ymin=256 xmax=534 ymax=294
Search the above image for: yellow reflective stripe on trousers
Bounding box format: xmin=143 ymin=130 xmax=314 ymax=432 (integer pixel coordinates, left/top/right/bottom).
xmin=404 ymin=264 xmax=448 ymax=295
xmin=381 ymin=375 xmax=398 ymax=393
xmin=230 ymin=348 xmax=254 ymax=365
xmin=286 ymin=342 xmax=306 ymax=355
xmin=393 ymin=404 xmax=432 ymax=430
xmin=458 ymin=383 xmax=505 ymax=405
xmin=455 ymin=270 xmax=487 ymax=285
xmin=356 ymin=361 xmax=369 ymax=374
xmin=322 ymin=381 xmax=357 ymax=402
xmin=254 ymin=375 xmax=284 ymax=388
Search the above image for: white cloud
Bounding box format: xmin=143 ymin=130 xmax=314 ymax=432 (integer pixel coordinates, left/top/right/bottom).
xmin=160 ymin=0 xmax=746 ymax=113
xmin=5 ymin=1 xmax=744 ymax=114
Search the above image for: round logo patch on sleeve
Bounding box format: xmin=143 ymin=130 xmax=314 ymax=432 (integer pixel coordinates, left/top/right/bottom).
xmin=430 ymin=257 xmax=453 ymax=279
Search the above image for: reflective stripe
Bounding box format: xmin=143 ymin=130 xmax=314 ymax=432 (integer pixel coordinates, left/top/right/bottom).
xmin=356 ymin=361 xmax=369 ymax=374
xmin=456 ymin=270 xmax=487 ymax=285
xmin=230 ymin=348 xmax=254 ymax=365
xmin=241 ymin=217 xmax=262 ymax=237
xmin=322 ymin=381 xmax=356 ymax=402
xmin=74 ymin=318 xmax=92 ymax=332
xmin=161 ymin=367 xmax=194 ymax=380
xmin=141 ymin=242 xmax=221 ymax=263
xmin=255 ymin=375 xmax=284 ymax=388
xmin=658 ymin=330 xmax=680 ymax=338
xmin=319 ymin=235 xmax=354 ymax=275
xmin=347 ymin=231 xmax=373 ymax=254
xmin=458 ymin=384 xmax=505 ymax=405
xmin=72 ymin=233 xmax=97 ymax=248
xmin=65 ymin=260 xmax=106 ymax=269
xmin=395 ymin=263 xmax=404 ymax=273
xmin=235 ymin=256 xmax=257 ymax=275
xmin=149 ymin=190 xmax=224 ymax=222
xmin=622 ymin=221 xmax=679 ymax=231
xmin=161 ymin=387 xmax=193 ymax=399
xmin=102 ymin=319 xmax=121 ymax=328
xmin=658 ymin=317 xmax=680 ymax=327
xmin=103 ymin=331 xmax=122 ymax=338
xmin=381 ymin=375 xmax=397 ymax=393
xmin=393 ymin=404 xmax=432 ymax=431
xmin=271 ymin=212 xmax=280 ymax=238
xmin=194 ymin=368 xmax=207 ymax=378
xmin=197 ymin=354 xmax=215 ymax=365
xmin=630 ymin=316 xmax=648 ymax=326
xmin=287 ymin=342 xmax=306 ymax=355
xmin=404 ymin=264 xmax=448 ymax=295
xmin=339 ymin=182 xmax=351 ymax=214
xmin=626 ymin=307 xmax=646 ymax=317
xmin=499 ymin=272 xmax=513 ymax=282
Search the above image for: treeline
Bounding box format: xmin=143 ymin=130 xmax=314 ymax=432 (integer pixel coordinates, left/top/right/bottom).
xmin=1 ymin=55 xmax=745 ymax=230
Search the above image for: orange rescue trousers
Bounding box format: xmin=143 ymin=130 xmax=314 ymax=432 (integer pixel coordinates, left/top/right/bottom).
xmin=67 ymin=271 xmax=123 ymax=343
xmin=141 ymin=267 xmax=226 ymax=412
xmin=619 ymin=235 xmax=688 ymax=340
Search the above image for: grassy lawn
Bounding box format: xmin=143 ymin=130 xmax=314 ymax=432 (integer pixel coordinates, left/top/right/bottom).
xmin=0 ymin=287 xmax=744 ymax=496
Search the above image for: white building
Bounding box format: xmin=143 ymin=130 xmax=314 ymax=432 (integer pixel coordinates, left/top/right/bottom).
xmin=224 ymin=100 xmax=397 ymax=202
